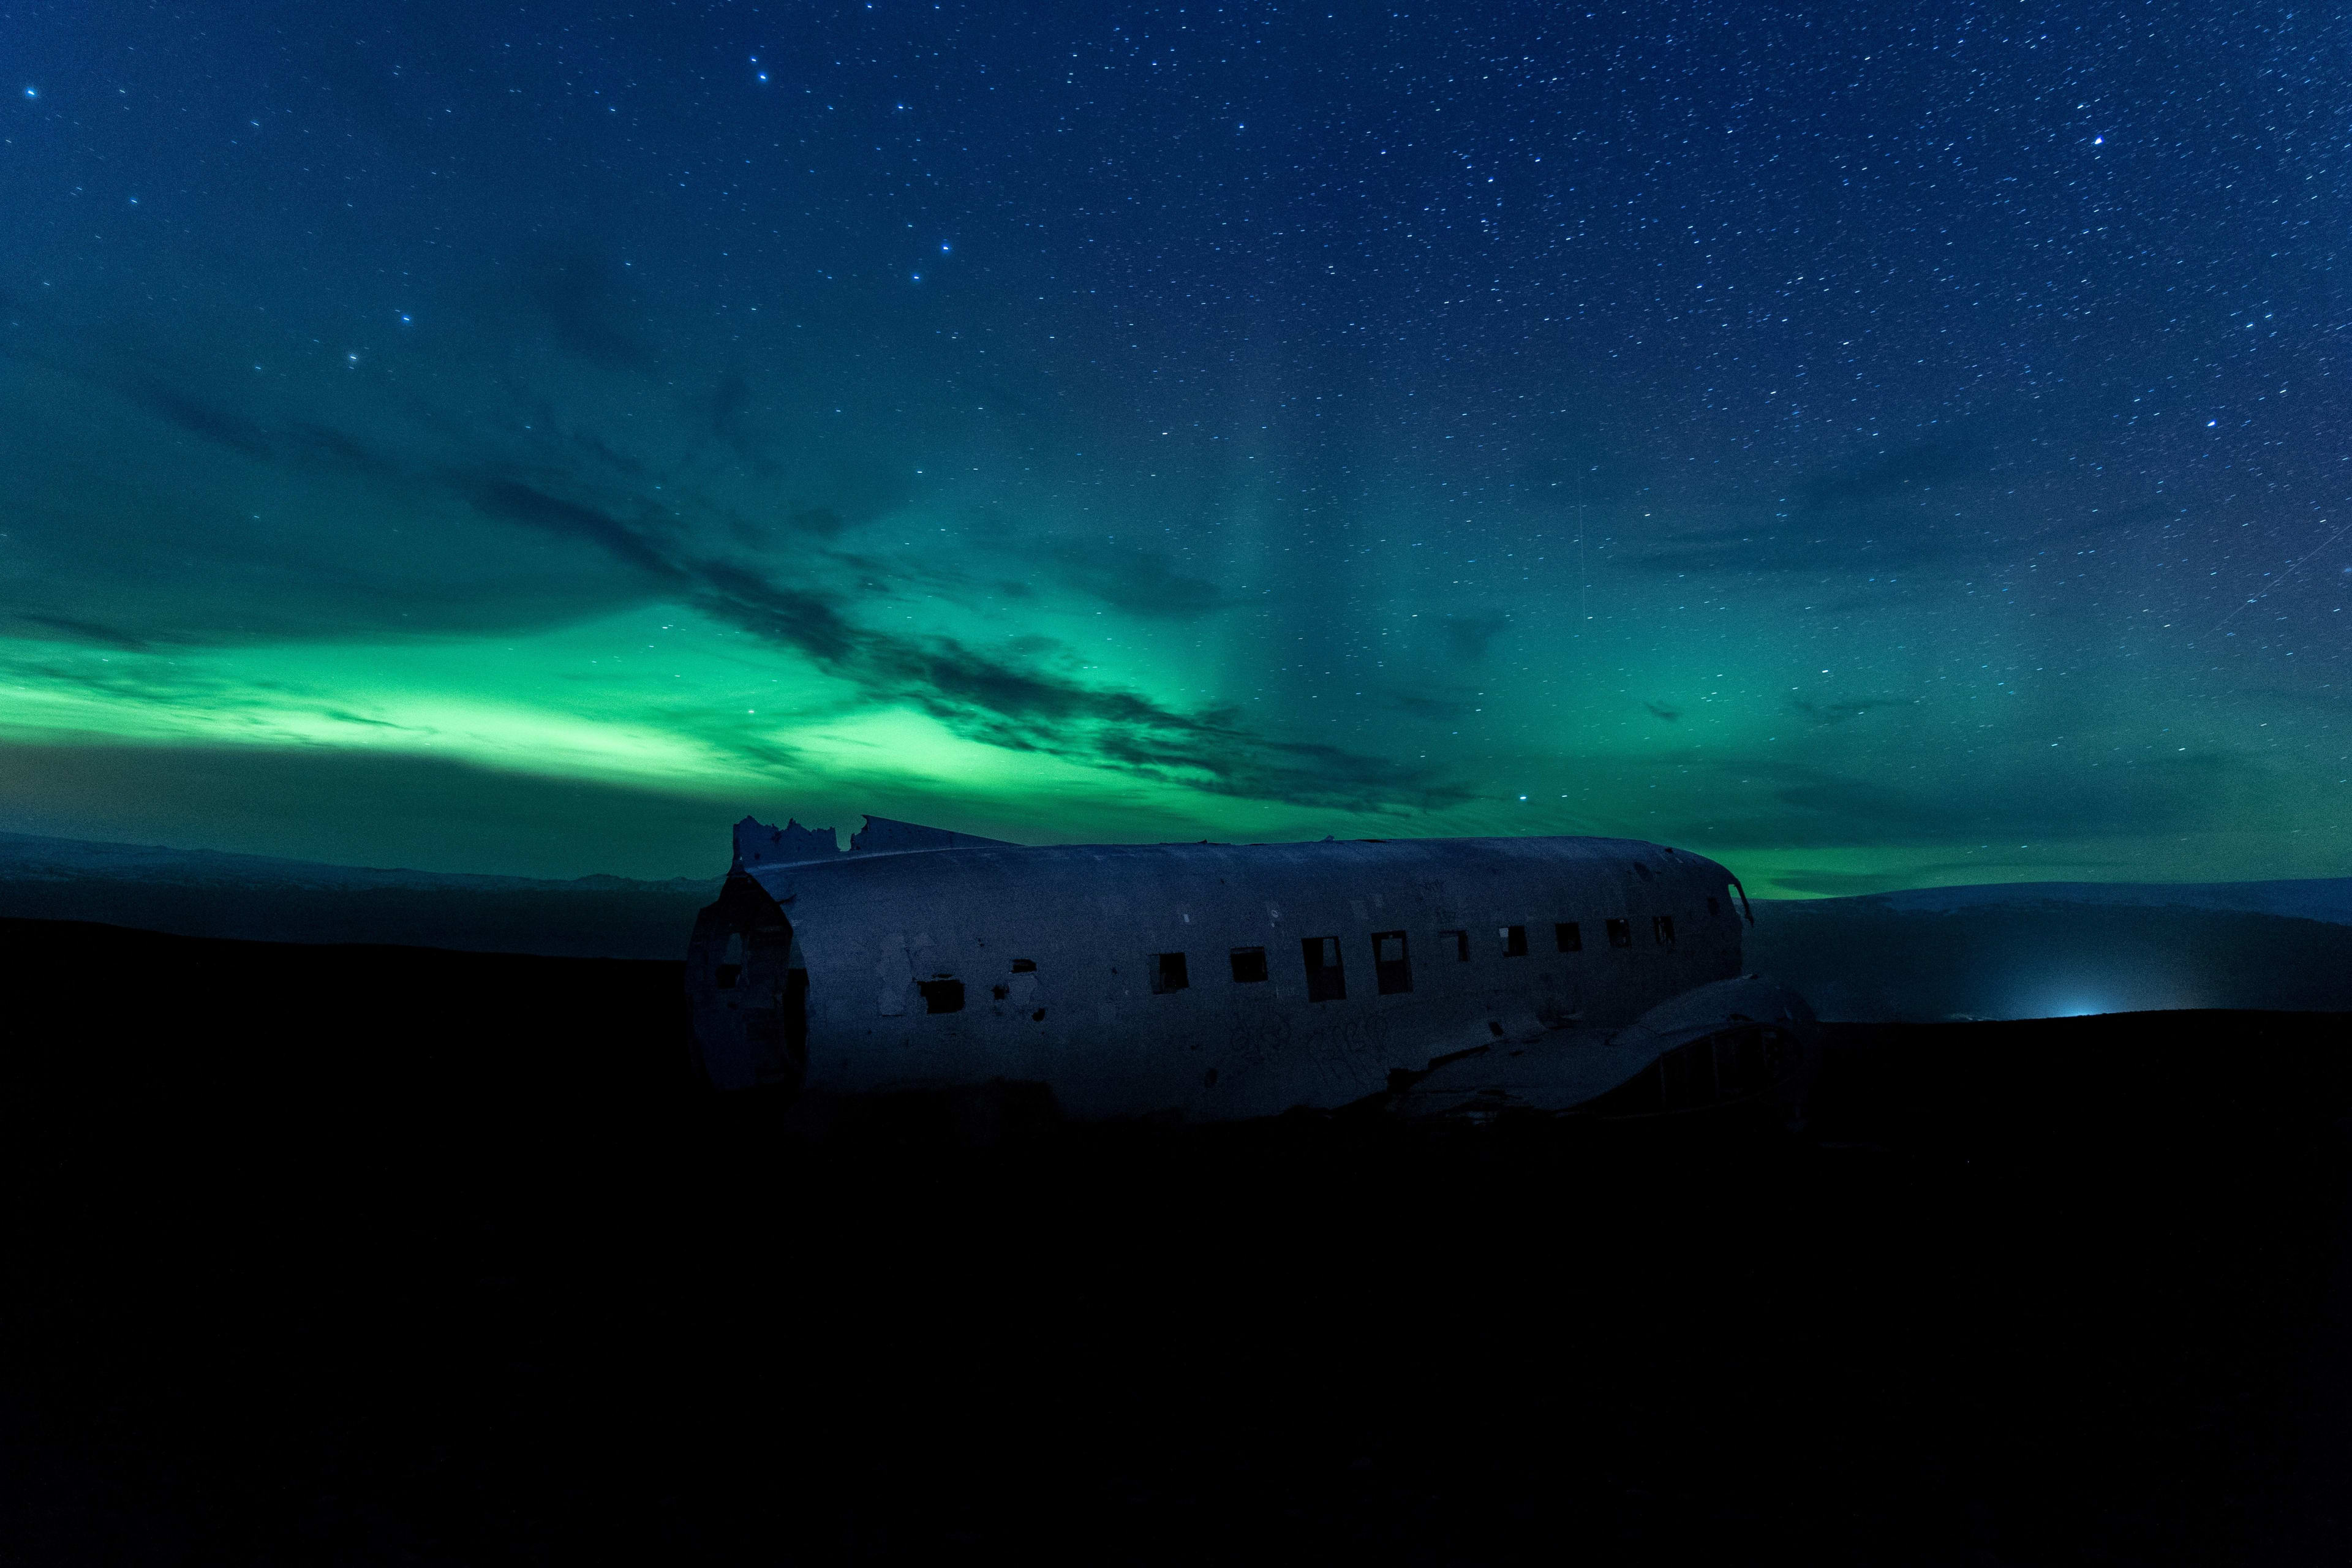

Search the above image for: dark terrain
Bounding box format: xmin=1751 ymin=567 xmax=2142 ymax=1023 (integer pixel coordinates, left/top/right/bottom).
xmin=0 ymin=829 xmax=717 ymax=959
xmin=1747 ymin=902 xmax=2352 ymax=1022
xmin=2 ymin=916 xmax=2348 ymax=1563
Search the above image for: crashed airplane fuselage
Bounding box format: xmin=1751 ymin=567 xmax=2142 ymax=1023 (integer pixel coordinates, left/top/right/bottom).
xmin=686 ymin=816 xmax=1817 ymax=1122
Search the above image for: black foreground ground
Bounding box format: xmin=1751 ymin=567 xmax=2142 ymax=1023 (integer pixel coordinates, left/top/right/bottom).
xmin=2 ymin=917 xmax=2348 ymax=1565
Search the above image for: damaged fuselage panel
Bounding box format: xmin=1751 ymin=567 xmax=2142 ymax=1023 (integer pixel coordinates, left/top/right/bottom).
xmin=685 ymin=815 xmax=1814 ymax=1122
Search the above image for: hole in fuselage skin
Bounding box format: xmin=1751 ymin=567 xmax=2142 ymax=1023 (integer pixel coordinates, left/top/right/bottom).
xmin=992 ymin=983 xmax=1009 ymax=1000
xmin=918 ymin=978 xmax=965 ymax=1014
xmin=1031 ymin=1008 xmax=1047 ymax=1022
xmin=1202 ymin=1068 xmax=1219 ymax=1088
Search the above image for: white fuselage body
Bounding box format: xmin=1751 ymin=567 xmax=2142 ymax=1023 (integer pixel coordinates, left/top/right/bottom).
xmin=687 ymin=834 xmax=1751 ymax=1121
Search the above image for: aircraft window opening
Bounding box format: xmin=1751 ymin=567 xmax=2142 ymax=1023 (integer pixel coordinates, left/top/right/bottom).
xmin=1372 ymin=930 xmax=1412 ymax=995
xmin=1152 ymin=952 xmax=1191 ymax=993
xmin=1011 ymin=958 xmax=1037 ymax=973
xmin=1302 ymin=936 xmax=1347 ymax=1002
xmin=717 ymin=932 xmax=744 ymax=989
xmin=1439 ymin=929 xmax=1469 ymax=962
xmin=1229 ymin=946 xmax=1270 ymax=984
xmin=1607 ymin=918 xmax=1632 ymax=949
xmin=1707 ymin=895 xmax=1721 ymax=918
xmin=1499 ymin=925 xmax=1528 ymax=957
xmin=917 ymin=977 xmax=965 ymax=1014
xmin=1653 ymin=916 xmax=1676 ymax=948
xmin=1555 ymin=921 xmax=1582 ymax=953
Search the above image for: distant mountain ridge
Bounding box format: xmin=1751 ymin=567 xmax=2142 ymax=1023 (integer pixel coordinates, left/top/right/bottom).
xmin=0 ymin=831 xmax=720 ymax=959
xmin=6 ymin=829 xmax=2348 ymax=1011
xmin=0 ymin=830 xmax=718 ymax=895
xmin=1749 ymin=876 xmax=2352 ymax=1020
xmin=1757 ymin=876 xmax=2352 ymax=928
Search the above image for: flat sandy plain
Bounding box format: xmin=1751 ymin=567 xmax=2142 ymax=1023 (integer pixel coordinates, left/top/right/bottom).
xmin=2 ymin=917 xmax=2346 ymax=1564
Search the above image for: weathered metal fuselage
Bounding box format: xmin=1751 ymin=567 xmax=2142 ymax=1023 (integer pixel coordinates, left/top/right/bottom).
xmin=687 ymin=832 xmax=1804 ymax=1121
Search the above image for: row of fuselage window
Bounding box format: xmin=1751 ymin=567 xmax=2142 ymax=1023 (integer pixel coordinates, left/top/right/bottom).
xmin=904 ymin=913 xmax=1704 ymax=1014
xmin=1150 ymin=916 xmax=1681 ymax=1004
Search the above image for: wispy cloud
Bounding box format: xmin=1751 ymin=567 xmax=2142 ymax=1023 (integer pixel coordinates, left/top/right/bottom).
xmin=1619 ymin=442 xmax=2165 ymax=581
xmin=462 ymin=472 xmax=1456 ymax=808
xmin=1788 ymin=695 xmax=1913 ymax=725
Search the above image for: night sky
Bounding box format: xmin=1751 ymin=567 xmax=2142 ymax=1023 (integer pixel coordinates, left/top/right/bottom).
xmin=3 ymin=2 xmax=2345 ymax=889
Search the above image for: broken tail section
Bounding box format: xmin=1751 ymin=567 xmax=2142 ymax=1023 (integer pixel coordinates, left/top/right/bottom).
xmin=731 ymin=814 xmax=1020 ymax=872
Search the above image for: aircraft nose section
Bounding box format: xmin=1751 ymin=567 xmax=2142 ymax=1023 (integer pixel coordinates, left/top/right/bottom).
xmin=687 ymin=875 xmax=807 ymax=1093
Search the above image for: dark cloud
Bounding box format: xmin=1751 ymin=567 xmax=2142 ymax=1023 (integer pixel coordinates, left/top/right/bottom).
xmin=1442 ymin=612 xmax=1510 ymax=662
xmin=1616 ymin=443 xmax=1990 ymax=578
xmin=7 ymin=367 xmax=656 ymax=648
xmin=278 ymin=420 xmax=409 ymax=480
xmin=1625 ymin=519 xmax=1978 ymax=578
xmin=1039 ymin=535 xmax=1225 ymax=620
xmin=124 ymin=380 xmax=406 ymax=482
xmin=1624 ymin=451 xmax=2166 ymax=581
xmin=1799 ymin=443 xmax=1975 ymax=510
xmin=1761 ymin=867 xmax=1942 ymax=897
xmin=466 ymin=478 xmax=686 ymax=582
xmin=524 ymin=250 xmax=654 ymax=371
xmin=1383 ymin=692 xmax=1471 ymax=720
xmin=1759 ymin=859 xmax=2123 ymax=897
xmin=1661 ymin=749 xmax=2259 ymax=851
xmin=451 ymin=484 xmax=1455 ymax=809
xmin=1789 ymin=695 xmax=1912 ymax=725
xmin=573 ymin=431 xmax=649 ymax=480
xmin=0 ymin=651 xmax=243 ymax=710
xmin=704 ymin=367 xmax=752 ymax=435
xmin=3 ymin=612 xmax=171 ymax=653
xmin=133 ymin=382 xmax=274 ymax=459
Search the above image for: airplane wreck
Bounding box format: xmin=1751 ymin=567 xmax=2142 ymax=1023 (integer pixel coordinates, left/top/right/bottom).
xmin=686 ymin=816 xmax=1818 ymax=1122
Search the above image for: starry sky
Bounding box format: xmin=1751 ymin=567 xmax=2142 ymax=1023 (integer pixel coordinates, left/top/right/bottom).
xmin=2 ymin=1 xmax=2345 ymax=888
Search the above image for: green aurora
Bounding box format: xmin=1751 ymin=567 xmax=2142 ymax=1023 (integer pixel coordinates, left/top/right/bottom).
xmin=3 ymin=6 xmax=2344 ymax=891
